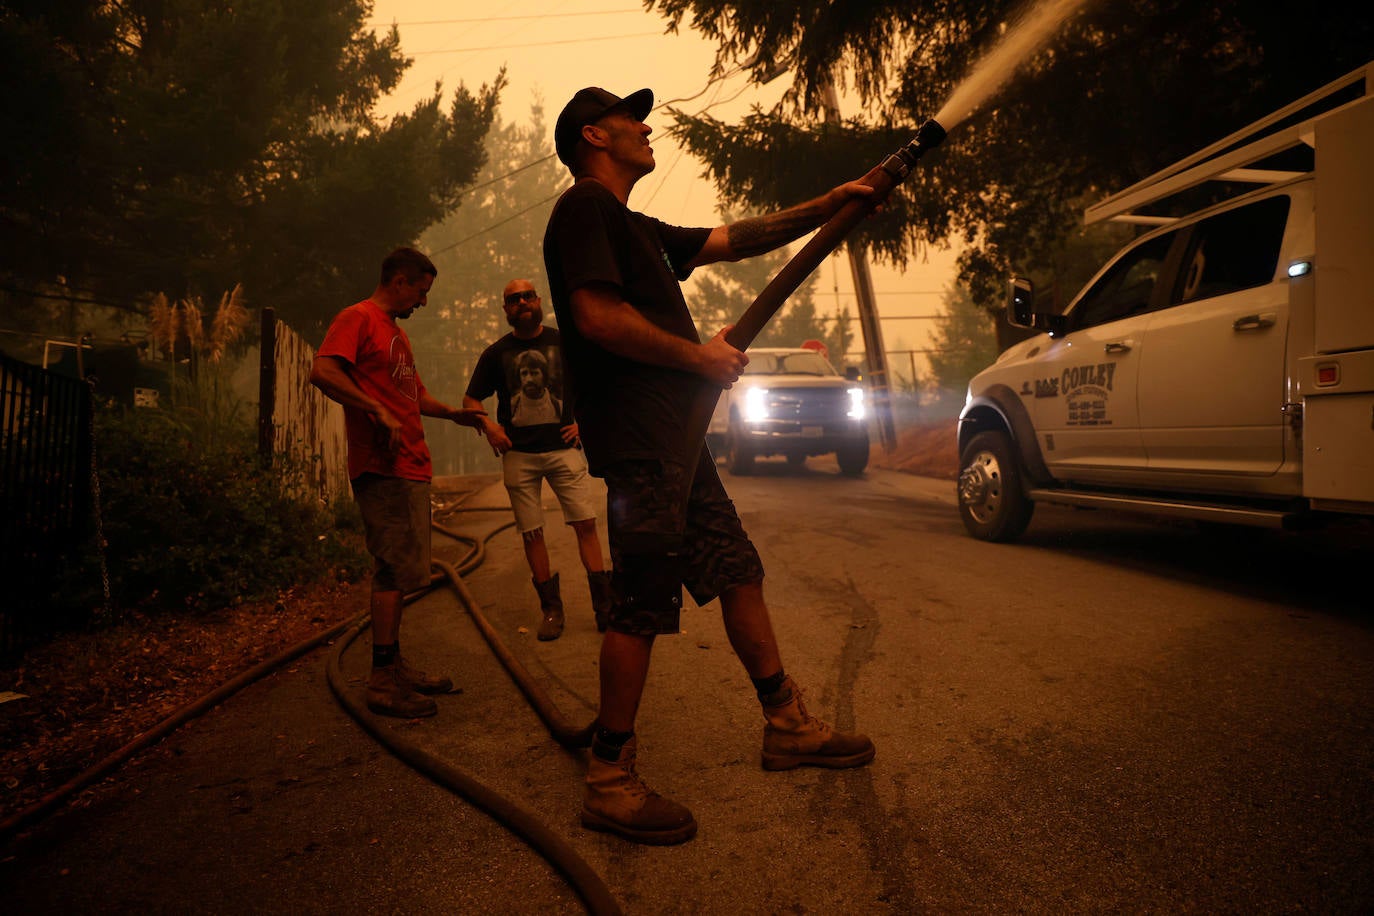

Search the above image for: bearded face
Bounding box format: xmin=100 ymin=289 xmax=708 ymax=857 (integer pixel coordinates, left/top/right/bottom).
xmin=519 ymin=362 xmax=546 ymax=397
xmin=502 ymin=287 xmax=542 ymax=334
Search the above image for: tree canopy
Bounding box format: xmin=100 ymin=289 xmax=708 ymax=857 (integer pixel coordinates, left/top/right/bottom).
xmin=0 ymin=0 xmax=502 ymax=339
xmin=654 ymin=0 xmax=1374 ymax=311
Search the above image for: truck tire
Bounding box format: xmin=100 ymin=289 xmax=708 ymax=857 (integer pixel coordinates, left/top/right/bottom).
xmin=836 ymin=438 xmax=869 ymax=477
xmin=726 ymin=426 xmax=754 ymax=475
xmin=957 ymin=430 xmax=1034 ymax=541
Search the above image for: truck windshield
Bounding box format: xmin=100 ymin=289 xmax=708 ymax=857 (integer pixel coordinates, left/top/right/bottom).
xmin=741 ymin=352 xmax=836 ymax=376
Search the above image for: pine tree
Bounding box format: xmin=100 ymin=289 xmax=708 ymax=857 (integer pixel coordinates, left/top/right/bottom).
xmin=0 ymin=1 xmax=502 ymax=337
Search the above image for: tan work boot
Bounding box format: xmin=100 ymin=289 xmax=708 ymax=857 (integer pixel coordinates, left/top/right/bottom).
xmin=366 ymin=665 xmax=437 ymax=718
xmin=587 ymin=570 xmax=614 ymax=633
xmin=395 ymin=654 xmax=454 ymax=695
xmin=534 ymin=573 xmax=565 ymax=641
xmin=582 ymin=737 xmax=697 ymax=845
xmin=761 ymin=677 xmax=875 ymax=771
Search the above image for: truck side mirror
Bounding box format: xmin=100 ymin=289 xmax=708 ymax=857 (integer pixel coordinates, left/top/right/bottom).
xmin=1008 ymin=277 xmax=1035 ymax=328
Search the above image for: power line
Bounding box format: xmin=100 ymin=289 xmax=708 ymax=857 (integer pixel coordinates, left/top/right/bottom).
xmin=410 ymin=31 xmax=664 ymax=55
xmin=428 ymin=192 xmax=563 ymax=257
xmin=370 ymin=10 xmax=642 ymax=27
xmin=821 ymin=288 xmax=947 ymax=297
xmin=465 ymin=154 xmax=557 ymax=193
xmin=430 ymin=65 xmax=759 ymax=252
xmin=454 ymin=64 xmax=746 ymax=203
xmin=639 ymin=71 xmax=734 ymax=209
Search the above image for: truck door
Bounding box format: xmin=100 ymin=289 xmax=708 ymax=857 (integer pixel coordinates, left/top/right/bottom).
xmin=1032 ymin=230 xmax=1179 ymax=473
xmin=1136 ymin=195 xmax=1291 ymax=475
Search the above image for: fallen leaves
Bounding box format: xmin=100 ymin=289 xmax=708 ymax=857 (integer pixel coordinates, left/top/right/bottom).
xmin=0 ymin=578 xmax=368 ymax=825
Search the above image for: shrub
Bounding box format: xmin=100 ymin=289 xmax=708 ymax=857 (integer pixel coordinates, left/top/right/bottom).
xmin=68 ymin=405 xmax=368 ymax=614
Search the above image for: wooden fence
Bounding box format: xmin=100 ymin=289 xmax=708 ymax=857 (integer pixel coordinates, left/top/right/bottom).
xmin=257 ymin=309 xmax=349 ymax=505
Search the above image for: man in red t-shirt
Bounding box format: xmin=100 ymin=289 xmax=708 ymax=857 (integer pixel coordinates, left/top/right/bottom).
xmin=311 ymin=247 xmax=486 ymax=718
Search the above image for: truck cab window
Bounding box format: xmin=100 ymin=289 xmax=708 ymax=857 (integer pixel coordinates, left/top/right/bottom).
xmin=1175 ymin=195 xmax=1290 ymax=303
xmin=1068 ymin=231 xmax=1176 ymax=331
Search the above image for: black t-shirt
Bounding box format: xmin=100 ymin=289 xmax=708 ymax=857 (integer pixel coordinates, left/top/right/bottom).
xmin=464 ymin=327 xmax=571 ymax=453
xmin=542 ymin=178 xmax=711 ymax=474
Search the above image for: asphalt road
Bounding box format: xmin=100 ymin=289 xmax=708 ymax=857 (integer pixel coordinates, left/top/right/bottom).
xmin=3 ymin=460 xmax=1372 ymax=913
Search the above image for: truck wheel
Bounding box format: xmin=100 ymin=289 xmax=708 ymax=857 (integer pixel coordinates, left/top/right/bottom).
xmin=726 ymin=427 xmax=754 ymax=475
xmin=957 ymin=430 xmax=1034 ymax=541
xmin=836 ymin=438 xmax=869 ymax=477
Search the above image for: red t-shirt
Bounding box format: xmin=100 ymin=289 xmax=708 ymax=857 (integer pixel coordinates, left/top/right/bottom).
xmin=317 ymin=300 xmax=432 ymax=482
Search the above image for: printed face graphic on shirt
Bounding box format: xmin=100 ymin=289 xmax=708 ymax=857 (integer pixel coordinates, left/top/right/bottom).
xmin=519 ymin=362 xmax=546 ymax=398
xmin=389 ymin=334 xmax=419 ymax=401
xmin=507 ymin=346 xmax=562 ymax=427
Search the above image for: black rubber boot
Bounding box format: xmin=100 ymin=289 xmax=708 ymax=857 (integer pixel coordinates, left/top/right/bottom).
xmin=534 ymin=573 xmax=564 ymax=641
xmin=587 ymin=570 xmax=614 ymax=633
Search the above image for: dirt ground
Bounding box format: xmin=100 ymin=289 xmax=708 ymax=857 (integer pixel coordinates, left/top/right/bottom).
xmin=0 ymin=579 xmax=370 ymax=835
xmin=0 ymin=422 xmax=958 ymax=836
xmin=870 ymin=418 xmax=959 ymax=479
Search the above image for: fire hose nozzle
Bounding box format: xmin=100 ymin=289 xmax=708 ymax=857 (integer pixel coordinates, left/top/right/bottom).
xmin=880 ymin=118 xmax=948 ymax=179
xmin=914 ymin=117 xmax=947 ymax=150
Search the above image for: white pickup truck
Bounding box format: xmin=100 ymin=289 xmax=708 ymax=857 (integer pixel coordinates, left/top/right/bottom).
xmin=707 ymin=346 xmax=871 ymax=475
xmin=956 ymin=62 xmax=1374 ymax=541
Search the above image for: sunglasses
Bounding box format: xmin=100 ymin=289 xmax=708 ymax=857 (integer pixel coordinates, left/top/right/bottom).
xmin=503 ymin=290 xmax=539 ymax=305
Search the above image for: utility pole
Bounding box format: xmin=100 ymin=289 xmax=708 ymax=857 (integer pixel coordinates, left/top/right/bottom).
xmin=821 ymin=83 xmax=897 ymax=452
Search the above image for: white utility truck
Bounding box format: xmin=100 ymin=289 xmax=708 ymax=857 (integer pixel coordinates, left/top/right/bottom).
xmin=956 ymin=62 xmax=1374 ymax=540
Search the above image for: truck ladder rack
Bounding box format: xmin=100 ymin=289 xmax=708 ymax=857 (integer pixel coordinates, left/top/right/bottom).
xmin=1085 ymin=62 xmax=1373 ymax=226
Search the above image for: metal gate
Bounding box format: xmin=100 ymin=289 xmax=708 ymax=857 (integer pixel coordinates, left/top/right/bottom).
xmin=0 ymin=353 xmax=93 ymax=659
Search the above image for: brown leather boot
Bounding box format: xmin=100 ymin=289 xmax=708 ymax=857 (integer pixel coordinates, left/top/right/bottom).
xmin=582 ymin=737 xmax=697 ymax=845
xmin=534 ymin=573 xmax=564 ymax=641
xmin=395 ymin=653 xmax=454 ymax=695
xmin=587 ymin=570 xmax=614 ymax=633
xmin=760 ymin=677 xmax=875 ymax=771
xmin=366 ymin=665 xmax=437 ymax=718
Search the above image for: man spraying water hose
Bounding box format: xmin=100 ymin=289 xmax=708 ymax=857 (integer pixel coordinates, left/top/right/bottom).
xmin=543 ymin=86 xmax=879 ymax=845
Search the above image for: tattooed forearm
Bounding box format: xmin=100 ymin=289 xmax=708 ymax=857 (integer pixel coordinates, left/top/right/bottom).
xmin=726 ymin=199 xmax=830 ymax=257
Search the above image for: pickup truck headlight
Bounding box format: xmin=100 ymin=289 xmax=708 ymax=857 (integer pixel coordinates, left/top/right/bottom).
xmin=743 ymin=387 xmax=770 ymax=422
xmin=847 ymin=386 xmax=866 ymax=420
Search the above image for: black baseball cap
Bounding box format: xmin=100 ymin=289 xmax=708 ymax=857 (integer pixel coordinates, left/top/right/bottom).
xmin=554 ymin=87 xmax=654 ymax=167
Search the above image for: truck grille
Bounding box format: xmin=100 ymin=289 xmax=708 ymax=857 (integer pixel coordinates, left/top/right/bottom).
xmin=762 ymin=388 xmax=849 ymax=423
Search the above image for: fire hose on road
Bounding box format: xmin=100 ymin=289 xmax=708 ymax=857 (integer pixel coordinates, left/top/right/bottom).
xmin=325 ymin=511 xmax=615 ymax=916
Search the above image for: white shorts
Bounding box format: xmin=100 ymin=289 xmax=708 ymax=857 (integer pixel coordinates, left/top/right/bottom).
xmin=502 ymin=447 xmax=601 ymax=534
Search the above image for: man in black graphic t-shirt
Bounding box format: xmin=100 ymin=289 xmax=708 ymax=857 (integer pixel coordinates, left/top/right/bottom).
xmin=463 ymin=279 xmax=613 ymax=640
xmin=542 ymin=85 xmax=877 ymax=846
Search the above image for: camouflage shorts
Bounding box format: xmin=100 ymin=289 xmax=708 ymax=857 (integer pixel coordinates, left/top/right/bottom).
xmin=602 ymin=451 xmax=764 ymax=636
xmin=351 ymin=473 xmax=433 ymax=594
